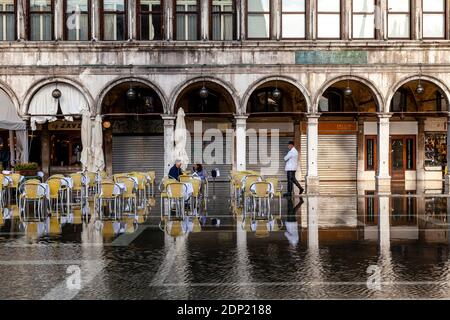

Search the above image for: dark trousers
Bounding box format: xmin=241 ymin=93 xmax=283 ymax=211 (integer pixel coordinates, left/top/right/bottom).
xmin=287 ymin=171 xmax=303 ymax=194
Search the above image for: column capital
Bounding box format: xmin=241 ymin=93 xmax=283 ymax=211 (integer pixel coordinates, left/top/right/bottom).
xmin=377 ymin=113 xmax=393 ymax=119
xmin=161 ymin=115 xmax=176 ymax=121
xmin=234 ymin=114 xmax=249 ymax=120
xmin=306 ymin=113 xmax=321 ymax=119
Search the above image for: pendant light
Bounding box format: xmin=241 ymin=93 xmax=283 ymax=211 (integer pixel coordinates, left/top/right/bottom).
xmin=127 ymin=66 xmax=136 ymax=100
xmin=344 ymin=64 xmax=352 ymax=96
xmin=416 ymin=64 xmax=424 ymax=95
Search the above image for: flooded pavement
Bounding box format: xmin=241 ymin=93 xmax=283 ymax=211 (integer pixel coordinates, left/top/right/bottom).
xmin=1 ymin=185 xmax=450 ymax=300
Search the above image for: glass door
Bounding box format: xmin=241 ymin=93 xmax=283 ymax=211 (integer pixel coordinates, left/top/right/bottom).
xmin=391 ymin=138 xmax=404 ymax=180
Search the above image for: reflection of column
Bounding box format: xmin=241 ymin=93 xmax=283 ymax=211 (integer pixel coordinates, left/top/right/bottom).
xmin=307 ymin=196 xmax=319 ymax=250
xmin=376 ymin=114 xmax=391 ymax=193
xmin=235 ymin=218 xmax=255 ymax=298
xmin=445 ymin=117 xmax=450 ymax=189
xmin=235 ymin=115 xmax=247 ymax=171
xmin=162 ymin=116 xmax=175 ymax=174
xmin=378 ymin=196 xmax=390 ymax=250
xmin=306 ymin=114 xmax=320 ymax=193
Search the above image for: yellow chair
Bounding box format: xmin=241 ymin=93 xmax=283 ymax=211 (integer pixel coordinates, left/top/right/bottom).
xmin=95 ymin=181 xmax=119 ymax=219
xmin=70 ymin=173 xmax=85 ymax=206
xmin=250 ymin=181 xmax=272 ymax=220
xmin=48 ymin=217 xmax=61 ymax=235
xmin=6 ymin=173 xmax=23 ymax=205
xmin=265 ymin=178 xmax=282 ymax=216
xmin=190 ymin=178 xmax=202 ymax=215
xmin=113 ymin=173 xmax=129 ymax=183
xmin=121 ymin=178 xmax=137 ymax=215
xmin=129 ymin=172 xmax=147 ymax=207
xmin=159 ymin=177 xmax=177 ymax=219
xmin=47 ymin=178 xmax=63 ymax=216
xmin=146 ymin=171 xmax=156 ymax=197
xmin=179 ymin=175 xmax=192 ymax=183
xmin=19 ymin=180 xmax=45 ymax=220
xmin=166 ymin=182 xmax=187 ymax=219
xmin=243 ymin=175 xmax=261 ymax=217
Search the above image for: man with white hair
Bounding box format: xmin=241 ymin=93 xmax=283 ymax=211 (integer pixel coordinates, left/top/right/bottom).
xmin=168 ymin=159 xmax=183 ymax=181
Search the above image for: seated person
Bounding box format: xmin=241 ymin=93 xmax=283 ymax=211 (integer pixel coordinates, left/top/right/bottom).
xmin=192 ymin=163 xmax=207 ymax=180
xmin=168 ymin=160 xmax=183 ymax=181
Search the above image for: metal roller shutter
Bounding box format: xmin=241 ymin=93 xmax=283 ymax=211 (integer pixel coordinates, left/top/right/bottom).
xmin=112 ymin=135 xmax=165 ymax=183
xmin=300 ymin=134 xmax=357 ymax=182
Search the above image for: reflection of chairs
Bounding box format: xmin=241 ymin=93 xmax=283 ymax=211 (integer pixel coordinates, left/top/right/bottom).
xmin=159 ymin=178 xmax=177 ymax=219
xmin=19 ymin=180 xmax=45 ymax=220
xmin=265 ymin=178 xmax=282 ymax=215
xmin=250 ymin=181 xmax=272 ymax=220
xmin=255 ymin=219 xmax=270 ymax=238
xmin=70 ymin=173 xmax=84 ymax=205
xmin=243 ymin=175 xmax=261 ymax=217
xmin=166 ymin=182 xmax=187 ymax=219
xmin=95 ymin=181 xmax=119 ymax=219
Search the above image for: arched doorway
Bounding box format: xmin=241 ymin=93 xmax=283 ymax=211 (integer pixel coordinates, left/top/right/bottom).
xmin=245 ymin=79 xmax=308 ymax=189
xmin=389 ymin=79 xmax=449 ymax=184
xmin=100 ymin=80 xmax=165 ymax=179
xmin=309 ymin=79 xmax=381 ymax=192
xmin=173 ymin=80 xmax=236 ymax=184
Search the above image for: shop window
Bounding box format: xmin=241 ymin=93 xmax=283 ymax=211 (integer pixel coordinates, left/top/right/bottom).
xmin=28 ymin=0 xmax=53 ymax=40
xmin=281 ymin=0 xmax=305 ymax=39
xmin=50 ymin=133 xmax=82 ymax=167
xmin=211 ymin=0 xmax=235 ymax=40
xmin=101 ymin=0 xmax=127 ymax=41
xmin=422 ymin=0 xmax=445 ymax=39
xmin=406 ymin=137 xmax=414 ymax=170
xmin=352 ymin=0 xmax=375 ymax=39
xmin=250 ymin=88 xmax=282 ymax=112
xmin=138 ymin=0 xmax=163 ymax=40
xmin=387 ymin=0 xmax=410 ymax=39
xmin=175 ymin=0 xmax=200 ymax=40
xmin=317 ymin=0 xmax=340 ymax=39
xmin=64 ymin=0 xmax=90 ymax=40
xmin=0 ymin=0 xmax=15 ymax=41
xmin=247 ymin=0 xmax=270 ymax=39
xmin=365 ymin=136 xmax=377 ymax=171
xmin=424 ymin=133 xmax=447 ymax=167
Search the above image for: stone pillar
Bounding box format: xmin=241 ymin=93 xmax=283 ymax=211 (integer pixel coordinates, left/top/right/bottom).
xmin=376 ymin=114 xmax=391 ymax=194
xmin=376 ymin=0 xmax=385 ymax=40
xmin=411 ymin=0 xmax=421 ymax=40
xmin=416 ymin=119 xmax=425 ymax=181
xmin=92 ymin=0 xmax=100 ymax=40
xmin=129 ymin=0 xmax=137 ymax=40
xmin=308 ymin=0 xmax=316 ymax=39
xmin=445 ymin=117 xmax=450 ymax=188
xmin=165 ymin=0 xmax=173 ymax=40
xmin=306 ymin=113 xmax=320 ymax=194
xmin=162 ymin=115 xmax=175 ymax=175
xmin=201 ymin=0 xmax=209 ymax=40
xmin=104 ymin=128 xmax=113 ymax=175
xmin=55 ymin=0 xmax=63 ymax=40
xmin=17 ymin=0 xmax=26 ymax=40
xmin=272 ymin=0 xmax=280 ymax=40
xmin=41 ymin=125 xmax=50 ymax=178
xmin=235 ymin=115 xmax=247 ymax=171
xmin=341 ymin=0 xmax=350 ymax=40
xmin=235 ymin=0 xmax=242 ymax=40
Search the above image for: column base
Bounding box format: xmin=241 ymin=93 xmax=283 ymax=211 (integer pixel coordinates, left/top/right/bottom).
xmin=306 ymin=176 xmax=320 ymax=195
xmin=376 ymin=176 xmax=391 ymax=194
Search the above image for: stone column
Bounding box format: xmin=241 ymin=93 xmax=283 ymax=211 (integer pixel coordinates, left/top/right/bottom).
xmin=445 ymin=117 xmax=450 ymax=188
xmin=92 ymin=0 xmax=100 ymax=40
xmin=376 ymin=0 xmax=385 ymax=39
xmin=376 ymin=114 xmax=391 ymax=194
xmin=378 ymin=195 xmax=390 ymax=250
xmin=341 ymin=0 xmax=351 ymax=40
xmin=240 ymin=0 xmax=246 ymax=39
xmin=308 ymin=0 xmax=316 ymax=39
xmin=129 ymin=0 xmax=137 ymax=40
xmin=162 ymin=115 xmax=176 ymax=174
xmin=201 ymin=0 xmax=209 ymax=40
xmin=306 ymin=113 xmax=320 ymax=194
xmin=272 ymin=0 xmax=280 ymax=39
xmin=54 ymin=0 xmax=63 ymax=40
xmin=235 ymin=115 xmax=247 ymax=171
xmin=17 ymin=0 xmax=26 ymax=40
xmin=307 ymin=196 xmax=319 ymax=250
xmin=165 ymin=0 xmax=173 ymax=40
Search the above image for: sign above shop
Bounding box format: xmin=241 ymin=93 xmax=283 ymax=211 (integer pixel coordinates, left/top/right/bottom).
xmin=424 ymin=118 xmax=447 ymax=132
xmin=48 ymin=121 xmax=82 ymax=131
xmin=302 ymin=122 xmax=357 ymax=134
xmin=295 ymin=51 xmax=368 ymax=65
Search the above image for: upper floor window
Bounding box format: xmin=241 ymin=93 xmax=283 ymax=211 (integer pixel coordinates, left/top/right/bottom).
xmin=174 ymin=0 xmax=200 ymax=40
xmin=64 ymin=0 xmax=90 ymax=40
xmin=352 ymin=0 xmax=375 ymax=39
xmin=101 ymin=0 xmax=127 ymax=40
xmin=317 ymin=0 xmax=340 ymax=39
xmin=138 ymin=0 xmax=163 ymax=40
xmin=0 ymin=0 xmax=15 ymax=41
xmin=387 ymin=0 xmax=410 ymax=39
xmin=28 ymin=0 xmax=53 ymax=40
xmin=281 ymin=0 xmax=305 ymax=39
xmin=422 ymin=0 xmax=445 ymax=39
xmin=211 ymin=0 xmax=235 ymax=40
xmin=247 ymin=0 xmax=270 ymax=39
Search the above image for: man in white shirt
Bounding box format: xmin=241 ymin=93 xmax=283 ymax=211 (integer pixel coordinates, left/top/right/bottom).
xmin=283 ymin=141 xmax=304 ymax=197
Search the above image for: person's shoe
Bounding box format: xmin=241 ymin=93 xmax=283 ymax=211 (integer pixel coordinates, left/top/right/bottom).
xmin=299 ymin=188 xmax=305 ymax=195
xmin=283 ymin=193 xmax=292 ymax=198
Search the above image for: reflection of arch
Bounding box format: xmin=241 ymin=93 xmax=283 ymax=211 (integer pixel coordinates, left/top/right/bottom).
xmin=243 ymin=76 xmax=311 ymax=114
xmin=314 ymin=75 xmax=384 ymax=113
xmin=387 ymin=75 xmax=450 ymax=113
xmin=169 ymin=76 xmax=238 ymax=115
xmin=22 ymin=77 xmax=94 ymax=115
xmin=96 ymin=77 xmax=168 ymax=115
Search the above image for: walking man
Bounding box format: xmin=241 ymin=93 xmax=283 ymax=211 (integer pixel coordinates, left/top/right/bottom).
xmin=283 ymin=141 xmax=304 ymax=197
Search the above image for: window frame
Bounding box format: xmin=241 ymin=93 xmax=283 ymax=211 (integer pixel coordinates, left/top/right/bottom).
xmin=280 ymin=0 xmax=306 ymax=40
xmin=173 ymin=0 xmax=201 ymax=41
xmin=137 ymin=0 xmax=164 ymax=40
xmin=63 ymin=0 xmax=91 ymax=41
xmin=387 ymin=0 xmax=411 ymax=39
xmin=27 ymin=0 xmax=54 ymax=41
xmin=351 ymin=0 xmax=376 ymax=39
xmin=0 ymin=0 xmax=16 ymax=41
xmin=422 ymin=0 xmax=446 ymax=39
xmin=316 ymin=0 xmax=341 ymax=40
xmin=209 ymin=0 xmax=236 ymax=41
xmin=246 ymin=0 xmax=271 ymax=40
xmin=100 ymin=0 xmax=128 ymax=41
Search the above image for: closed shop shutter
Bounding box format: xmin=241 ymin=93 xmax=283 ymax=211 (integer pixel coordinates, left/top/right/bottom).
xmin=300 ymin=134 xmax=357 ymax=183
xmin=112 ymin=135 xmax=165 ymax=184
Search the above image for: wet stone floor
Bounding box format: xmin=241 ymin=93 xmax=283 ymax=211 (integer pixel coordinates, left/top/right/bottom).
xmin=1 ymin=183 xmax=450 ymax=299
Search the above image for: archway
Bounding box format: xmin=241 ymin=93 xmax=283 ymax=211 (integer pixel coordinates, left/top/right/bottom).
xmin=100 ymin=79 xmax=165 ymax=178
